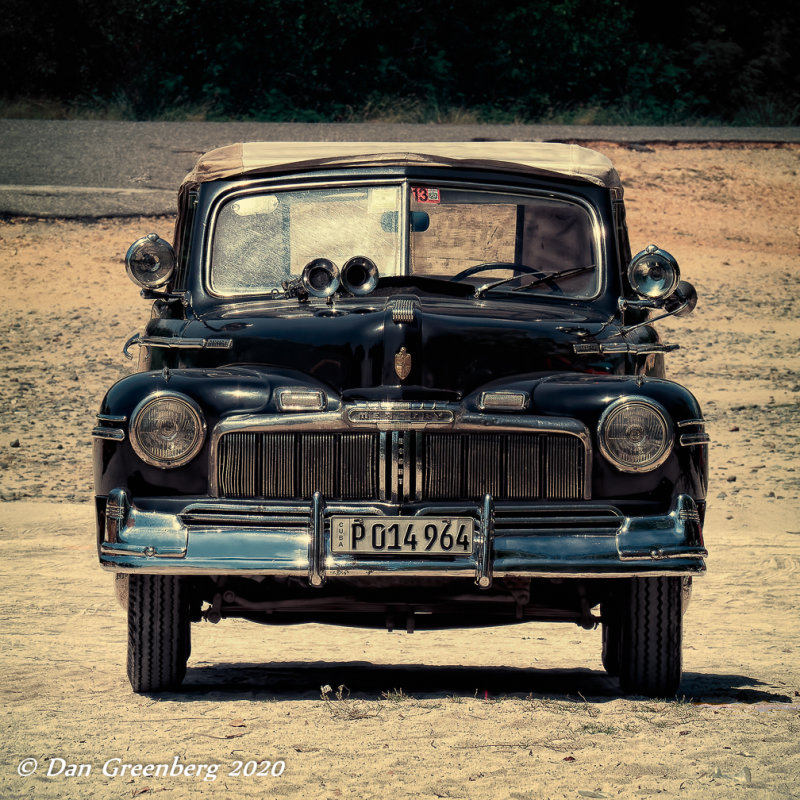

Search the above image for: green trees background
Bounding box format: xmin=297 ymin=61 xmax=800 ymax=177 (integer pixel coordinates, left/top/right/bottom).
xmin=2 ymin=0 xmax=797 ymax=123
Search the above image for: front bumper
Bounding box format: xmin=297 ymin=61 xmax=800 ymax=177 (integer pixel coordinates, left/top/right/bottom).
xmin=98 ymin=491 xmax=707 ymax=586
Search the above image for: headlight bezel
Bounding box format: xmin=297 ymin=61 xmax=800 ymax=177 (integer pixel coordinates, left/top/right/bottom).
xmin=597 ymin=396 xmax=674 ymax=473
xmin=129 ymin=391 xmax=207 ymax=468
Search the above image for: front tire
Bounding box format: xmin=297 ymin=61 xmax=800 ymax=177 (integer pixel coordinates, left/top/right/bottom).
xmin=619 ymin=577 xmax=683 ymax=697
xmin=601 ymin=617 xmax=621 ymax=677
xmin=127 ymin=575 xmax=190 ymax=693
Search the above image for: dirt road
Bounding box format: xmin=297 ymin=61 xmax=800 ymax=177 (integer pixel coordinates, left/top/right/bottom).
xmin=1 ymin=142 xmax=799 ymax=799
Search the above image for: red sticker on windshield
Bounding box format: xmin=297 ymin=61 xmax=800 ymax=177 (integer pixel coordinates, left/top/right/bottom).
xmin=412 ymin=186 xmax=440 ymax=203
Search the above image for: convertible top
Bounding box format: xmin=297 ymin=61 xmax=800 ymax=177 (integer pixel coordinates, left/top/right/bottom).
xmin=180 ymin=141 xmax=621 ymax=190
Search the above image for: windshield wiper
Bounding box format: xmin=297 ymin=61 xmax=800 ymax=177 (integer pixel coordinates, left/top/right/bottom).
xmin=475 ymin=265 xmax=597 ymax=298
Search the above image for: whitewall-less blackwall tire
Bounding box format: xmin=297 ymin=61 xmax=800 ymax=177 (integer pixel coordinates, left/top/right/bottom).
xmin=127 ymin=575 xmax=190 ymax=693
xmin=619 ymin=576 xmax=683 ymax=697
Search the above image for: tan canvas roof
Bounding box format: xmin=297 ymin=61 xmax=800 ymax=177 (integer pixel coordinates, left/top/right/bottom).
xmin=180 ymin=141 xmax=621 ymax=189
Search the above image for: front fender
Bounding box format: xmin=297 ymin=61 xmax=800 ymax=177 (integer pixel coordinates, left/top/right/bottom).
xmin=93 ymin=366 xmax=339 ymax=497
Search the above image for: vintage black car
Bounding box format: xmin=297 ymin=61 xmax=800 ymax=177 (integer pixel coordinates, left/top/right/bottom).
xmin=93 ymin=142 xmax=708 ymax=696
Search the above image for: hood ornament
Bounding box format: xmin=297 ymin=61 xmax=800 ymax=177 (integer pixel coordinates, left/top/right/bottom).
xmin=394 ymin=347 xmax=412 ymax=380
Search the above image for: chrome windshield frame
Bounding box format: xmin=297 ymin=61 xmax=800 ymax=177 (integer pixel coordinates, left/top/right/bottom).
xmin=201 ymin=177 xmax=607 ymax=303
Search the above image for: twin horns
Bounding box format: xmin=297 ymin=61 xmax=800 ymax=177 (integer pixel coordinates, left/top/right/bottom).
xmin=302 ymin=256 xmax=379 ymax=298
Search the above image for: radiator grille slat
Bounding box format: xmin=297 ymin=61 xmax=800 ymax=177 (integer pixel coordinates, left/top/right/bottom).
xmin=424 ymin=435 xmax=462 ymax=498
xmin=466 ymin=434 xmax=504 ymax=498
xmin=299 ymin=434 xmax=335 ymax=498
xmin=340 ymin=434 xmax=378 ymax=499
xmin=261 ymin=433 xmax=294 ymax=497
xmin=544 ymin=436 xmax=584 ymax=501
xmin=216 ymin=430 xmax=585 ymax=501
xmin=507 ymin=433 xmax=541 ymax=499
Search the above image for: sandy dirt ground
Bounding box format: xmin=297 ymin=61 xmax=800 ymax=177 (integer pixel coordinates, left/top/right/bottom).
xmin=1 ymin=142 xmax=799 ymax=799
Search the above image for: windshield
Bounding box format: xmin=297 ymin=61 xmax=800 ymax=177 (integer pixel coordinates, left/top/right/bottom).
xmin=209 ymin=183 xmax=599 ymax=298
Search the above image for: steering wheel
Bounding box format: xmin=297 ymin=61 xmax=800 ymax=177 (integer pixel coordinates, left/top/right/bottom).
xmin=450 ymin=261 xmax=563 ymax=294
xmin=450 ymin=261 xmax=546 ymax=281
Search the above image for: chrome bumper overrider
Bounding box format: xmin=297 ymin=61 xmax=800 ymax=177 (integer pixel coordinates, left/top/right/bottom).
xmin=99 ymin=489 xmax=707 ymax=585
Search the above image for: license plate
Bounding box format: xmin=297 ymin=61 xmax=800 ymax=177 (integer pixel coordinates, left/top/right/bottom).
xmin=330 ymin=516 xmax=474 ymax=555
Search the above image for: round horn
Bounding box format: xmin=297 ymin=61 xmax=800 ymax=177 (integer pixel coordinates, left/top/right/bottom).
xmin=301 ymin=258 xmax=340 ymax=298
xmin=341 ymin=256 xmax=379 ymax=296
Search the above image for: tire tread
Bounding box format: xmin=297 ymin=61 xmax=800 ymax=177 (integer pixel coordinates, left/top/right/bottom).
xmin=127 ymin=575 xmax=189 ymax=693
xmin=619 ymin=576 xmax=682 ymax=697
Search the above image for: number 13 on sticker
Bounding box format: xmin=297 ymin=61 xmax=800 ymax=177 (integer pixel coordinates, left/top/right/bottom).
xmin=411 ymin=186 xmax=440 ymax=203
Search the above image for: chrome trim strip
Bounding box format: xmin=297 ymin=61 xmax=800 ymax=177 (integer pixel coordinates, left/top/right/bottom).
xmin=97 ymin=414 xmax=128 ymax=424
xmin=390 ymin=431 xmax=400 ymax=503
xmin=677 ymin=419 xmax=705 ymax=429
xmin=142 ymin=335 xmax=233 ymax=350
xmin=414 ymin=431 xmax=423 ymax=502
xmin=123 ymin=332 xmax=232 ymax=359
xmin=402 ymin=430 xmax=413 ymax=502
xmin=574 ymin=342 xmax=679 ymax=355
xmin=494 ymin=505 xmax=624 ymax=535
xmin=347 ymin=407 xmax=454 ymax=426
xmin=679 ymin=432 xmax=711 ymax=447
xmin=92 ymin=427 xmax=125 ymax=441
xmin=103 ymin=562 xmax=705 ymax=578
xmin=378 ymin=432 xmax=388 ymax=501
xmin=104 ymin=488 xmax=129 ymax=544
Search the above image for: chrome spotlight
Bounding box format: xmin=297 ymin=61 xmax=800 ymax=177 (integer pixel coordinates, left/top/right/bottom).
xmin=341 ymin=256 xmax=379 ymax=296
xmin=628 ymin=245 xmax=679 ymax=300
xmin=301 ymin=258 xmax=340 ymax=298
xmin=125 ymin=233 xmax=176 ymax=289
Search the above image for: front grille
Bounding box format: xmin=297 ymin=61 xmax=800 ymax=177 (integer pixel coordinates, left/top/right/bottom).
xmin=217 ymin=432 xmax=378 ymax=500
xmin=216 ymin=431 xmax=586 ymax=501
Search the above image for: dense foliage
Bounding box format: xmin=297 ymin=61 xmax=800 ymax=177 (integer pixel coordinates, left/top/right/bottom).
xmin=2 ymin=0 xmax=797 ymax=123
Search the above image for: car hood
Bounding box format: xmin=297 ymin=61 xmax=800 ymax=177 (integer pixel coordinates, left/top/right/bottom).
xmin=148 ymin=296 xmax=637 ymax=399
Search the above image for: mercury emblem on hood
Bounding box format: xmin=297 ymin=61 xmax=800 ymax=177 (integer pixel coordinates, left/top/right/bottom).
xmin=394 ymin=346 xmax=412 ymax=380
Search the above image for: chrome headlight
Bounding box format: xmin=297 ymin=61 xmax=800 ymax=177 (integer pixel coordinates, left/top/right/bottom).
xmin=130 ymin=393 xmax=206 ymax=468
xmin=598 ymin=397 xmax=673 ymax=472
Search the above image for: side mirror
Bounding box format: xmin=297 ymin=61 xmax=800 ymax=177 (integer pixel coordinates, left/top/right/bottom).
xmin=380 ymin=210 xmax=430 ymax=232
xmin=663 ymin=280 xmax=697 ymax=317
xmin=126 ymin=233 xmax=176 ymax=289
xmin=410 ymin=211 xmax=430 ymax=232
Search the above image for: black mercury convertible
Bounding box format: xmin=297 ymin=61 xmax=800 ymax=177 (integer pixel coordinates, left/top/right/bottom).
xmin=93 ymin=142 xmax=708 ymax=696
